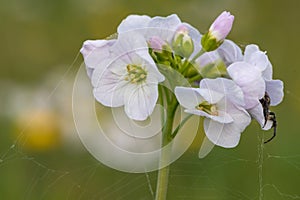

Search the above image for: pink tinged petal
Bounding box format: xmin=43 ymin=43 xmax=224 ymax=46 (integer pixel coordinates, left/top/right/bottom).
xmin=124 ymin=83 xmax=159 ymax=121
xmin=148 ymin=36 xmax=165 ymax=51
xmin=265 ymin=80 xmax=284 ymax=106
xmin=227 ymin=62 xmax=266 ymax=109
xmin=209 ymin=11 xmax=234 ymax=41
xmin=217 ymin=39 xmax=243 ymax=66
xmin=204 ymin=105 xmax=251 ymax=148
xmin=175 ymin=87 xmax=205 ymax=110
xmin=200 ymin=78 xmax=245 ymax=107
xmin=117 ymin=15 xmax=151 ymax=33
xmin=80 ymin=40 xmax=115 ymax=77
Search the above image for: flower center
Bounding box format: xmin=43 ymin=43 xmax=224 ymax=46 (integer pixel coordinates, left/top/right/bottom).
xmin=125 ymin=64 xmax=147 ymax=84
xmin=196 ymin=101 xmax=218 ymax=116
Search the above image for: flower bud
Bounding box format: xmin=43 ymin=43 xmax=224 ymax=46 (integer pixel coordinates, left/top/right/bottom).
xmin=172 ymin=25 xmax=194 ymax=58
xmin=201 ymin=11 xmax=234 ymax=52
xmin=148 ymin=36 xmax=166 ymax=52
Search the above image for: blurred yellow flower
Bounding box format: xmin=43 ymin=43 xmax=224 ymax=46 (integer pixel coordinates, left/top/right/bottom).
xmin=14 ymin=109 xmax=61 ymax=151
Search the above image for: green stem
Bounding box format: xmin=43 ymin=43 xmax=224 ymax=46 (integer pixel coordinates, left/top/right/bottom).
xmin=171 ymin=114 xmax=193 ymax=139
xmin=190 ymin=48 xmax=205 ymax=64
xmin=155 ymin=152 xmax=170 ymax=200
xmin=180 ymin=49 xmax=205 ymax=76
xmin=188 ymin=74 xmax=202 ymax=83
xmin=158 ymin=85 xmax=165 ymax=128
xmin=179 ymin=59 xmax=190 ymax=74
xmin=155 ymin=99 xmax=178 ymax=200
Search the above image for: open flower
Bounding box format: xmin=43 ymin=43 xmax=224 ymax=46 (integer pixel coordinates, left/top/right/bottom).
xmin=241 ymin=45 xmax=284 ymax=128
xmin=118 ymin=14 xmax=202 ymax=58
xmin=201 ymin=11 xmax=234 ymax=52
xmin=227 ymin=61 xmax=266 ymax=109
xmin=243 ymin=45 xmax=284 ymax=106
xmin=87 ymin=32 xmax=165 ymax=121
xmin=175 ymin=78 xmax=251 ymax=148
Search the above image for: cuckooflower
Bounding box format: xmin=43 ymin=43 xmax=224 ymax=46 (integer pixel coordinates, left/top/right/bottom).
xmin=244 ymin=45 xmax=284 ymax=106
xmin=242 ymin=45 xmax=284 ymax=128
xmin=201 ymin=11 xmax=234 ymax=52
xmin=118 ymin=14 xmax=202 ymax=58
xmin=175 ymin=78 xmax=251 ymax=148
xmin=85 ymin=32 xmax=165 ymax=121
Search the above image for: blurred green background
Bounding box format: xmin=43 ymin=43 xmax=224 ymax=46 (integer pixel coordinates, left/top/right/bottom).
xmin=1 ymin=0 xmax=299 ymax=199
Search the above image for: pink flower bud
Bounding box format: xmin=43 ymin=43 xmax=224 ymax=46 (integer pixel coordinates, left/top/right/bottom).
xmin=209 ymin=11 xmax=234 ymax=42
xmin=148 ymin=36 xmax=166 ymax=52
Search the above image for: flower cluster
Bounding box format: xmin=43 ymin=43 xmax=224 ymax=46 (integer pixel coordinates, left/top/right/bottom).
xmin=81 ymin=11 xmax=284 ymax=149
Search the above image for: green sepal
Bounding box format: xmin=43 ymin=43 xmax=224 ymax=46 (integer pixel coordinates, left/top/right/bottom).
xmin=201 ymin=32 xmax=223 ymax=52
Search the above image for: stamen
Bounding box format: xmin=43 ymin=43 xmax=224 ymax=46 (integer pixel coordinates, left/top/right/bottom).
xmin=196 ymin=101 xmax=218 ymax=116
xmin=125 ymin=64 xmax=147 ymax=84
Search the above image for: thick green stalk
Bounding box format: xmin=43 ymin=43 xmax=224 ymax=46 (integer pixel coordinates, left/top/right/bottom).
xmin=155 ymin=99 xmax=178 ymax=200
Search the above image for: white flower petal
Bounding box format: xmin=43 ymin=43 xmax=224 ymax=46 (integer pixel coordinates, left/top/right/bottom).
xmin=244 ymin=44 xmax=260 ymax=61
xmin=262 ymin=62 xmax=273 ymax=80
xmin=227 ymin=62 xmax=266 ymax=109
xmin=200 ymin=78 xmax=245 ymax=107
xmin=124 ymin=83 xmax=158 ymax=121
xmin=197 ymin=51 xmax=219 ymax=67
xmin=145 ymin=64 xmax=165 ymax=83
xmin=204 ymin=105 xmax=251 ymax=148
xmin=266 ymin=79 xmax=284 ymax=106
xmin=197 ymin=88 xmax=224 ymax=104
xmin=147 ymin=14 xmax=182 ymax=42
xmin=246 ymin=51 xmax=268 ymax=72
xmin=175 ymin=87 xmax=204 ymax=110
xmin=114 ymin=32 xmax=149 ymax=56
xmin=80 ymin=39 xmax=115 ymax=78
xmin=217 ymin=39 xmax=243 ymax=66
xmin=247 ymin=103 xmax=265 ymax=128
xmin=262 ymin=120 xmax=273 ymax=131
xmin=93 ymin=66 xmax=127 ymax=107
xmin=91 ymin=56 xmax=125 ymax=87
xmin=185 ymin=109 xmax=233 ymax=123
xmin=117 ymin=15 xmax=151 ymax=33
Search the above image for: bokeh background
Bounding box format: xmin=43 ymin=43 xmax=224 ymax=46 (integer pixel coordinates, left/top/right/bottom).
xmin=1 ymin=0 xmax=299 ymax=199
